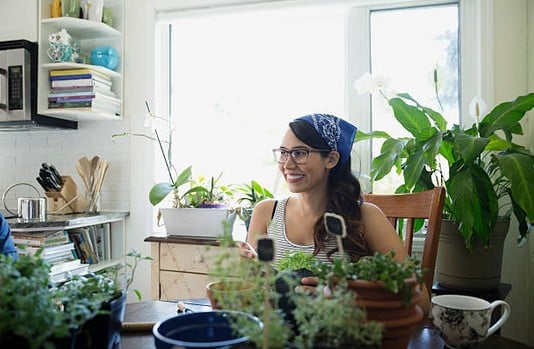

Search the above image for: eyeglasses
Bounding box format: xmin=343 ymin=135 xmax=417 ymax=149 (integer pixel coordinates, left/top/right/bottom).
xmin=272 ymin=147 xmax=331 ymax=164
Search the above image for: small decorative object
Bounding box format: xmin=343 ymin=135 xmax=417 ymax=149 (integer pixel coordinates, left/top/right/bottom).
xmin=50 ymin=0 xmax=61 ymax=17
xmin=91 ymin=45 xmax=119 ymax=70
xmin=47 ymin=28 xmax=80 ymax=63
xmin=62 ymin=0 xmax=80 ymax=18
xmin=87 ymin=0 xmax=104 ymax=21
xmin=102 ymin=6 xmax=113 ymax=26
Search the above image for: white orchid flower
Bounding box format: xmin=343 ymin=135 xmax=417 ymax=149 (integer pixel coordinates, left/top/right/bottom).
xmin=354 ymin=72 xmax=391 ymax=95
xmin=469 ymin=96 xmax=487 ymax=123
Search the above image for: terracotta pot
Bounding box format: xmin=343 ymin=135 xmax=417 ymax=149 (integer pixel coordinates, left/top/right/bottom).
xmin=348 ymin=278 xmax=423 ymax=349
xmin=206 ymin=280 xmax=255 ymax=310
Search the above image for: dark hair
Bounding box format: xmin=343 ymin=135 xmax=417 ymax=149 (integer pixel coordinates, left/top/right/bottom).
xmin=289 ymin=120 xmax=368 ymax=260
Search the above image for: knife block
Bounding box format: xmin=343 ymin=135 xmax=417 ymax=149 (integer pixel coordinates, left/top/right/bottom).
xmin=45 ymin=175 xmax=85 ymax=214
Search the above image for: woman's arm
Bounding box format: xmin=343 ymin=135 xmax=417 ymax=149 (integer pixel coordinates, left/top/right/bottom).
xmin=239 ymin=199 xmax=277 ymax=259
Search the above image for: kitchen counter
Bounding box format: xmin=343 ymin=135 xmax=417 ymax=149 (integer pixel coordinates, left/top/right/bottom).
xmin=6 ymin=211 xmax=129 ymax=232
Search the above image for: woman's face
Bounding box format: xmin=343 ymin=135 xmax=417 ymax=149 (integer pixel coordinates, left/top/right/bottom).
xmin=277 ymin=129 xmax=337 ymax=194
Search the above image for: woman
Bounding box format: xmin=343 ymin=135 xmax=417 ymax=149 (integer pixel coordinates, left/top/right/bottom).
xmin=239 ymin=113 xmax=430 ymax=314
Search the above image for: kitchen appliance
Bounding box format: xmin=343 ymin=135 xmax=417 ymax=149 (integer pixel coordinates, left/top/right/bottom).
xmin=0 ymin=39 xmax=77 ymax=131
xmin=2 ymin=182 xmax=47 ymax=221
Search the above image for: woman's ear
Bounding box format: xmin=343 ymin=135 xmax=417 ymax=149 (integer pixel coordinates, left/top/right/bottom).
xmin=326 ymin=151 xmax=340 ymax=169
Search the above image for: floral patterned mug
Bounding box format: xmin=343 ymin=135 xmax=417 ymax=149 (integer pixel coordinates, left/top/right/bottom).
xmin=430 ymin=294 xmax=510 ymax=349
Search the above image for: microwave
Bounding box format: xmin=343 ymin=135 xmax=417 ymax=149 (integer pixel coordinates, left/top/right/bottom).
xmin=0 ymin=40 xmax=77 ymax=131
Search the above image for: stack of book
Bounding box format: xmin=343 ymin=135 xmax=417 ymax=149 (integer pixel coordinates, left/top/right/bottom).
xmin=68 ymin=227 xmax=102 ymax=265
xmin=48 ymin=68 xmax=121 ymax=115
xmin=12 ymin=230 xmax=89 ymax=282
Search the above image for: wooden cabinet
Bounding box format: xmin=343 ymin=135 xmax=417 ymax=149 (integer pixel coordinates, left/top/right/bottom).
xmin=146 ymin=235 xmax=226 ymax=301
xmin=37 ymin=0 xmax=124 ymax=121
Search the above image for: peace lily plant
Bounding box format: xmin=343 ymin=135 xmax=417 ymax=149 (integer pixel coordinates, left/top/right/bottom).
xmin=354 ymin=72 xmax=534 ymax=251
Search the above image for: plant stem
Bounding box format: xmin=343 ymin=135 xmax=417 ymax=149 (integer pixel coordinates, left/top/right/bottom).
xmin=155 ymin=129 xmax=175 ymax=184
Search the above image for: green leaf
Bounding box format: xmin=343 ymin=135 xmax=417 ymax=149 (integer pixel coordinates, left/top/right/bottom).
xmin=354 ymin=129 xmax=392 ymax=142
xmin=149 ymin=182 xmax=174 ymax=205
xmin=403 ymin=149 xmax=426 ymax=190
xmin=479 ymin=92 xmax=534 ymax=137
xmin=173 ymin=165 xmax=193 ymax=188
xmin=447 ymin=165 xmax=498 ymax=249
xmin=494 ymin=152 xmax=534 ymax=221
xmin=370 ymin=138 xmax=409 ymax=181
xmin=389 ymin=97 xmax=431 ymax=137
xmin=453 ymin=131 xmax=489 ymax=164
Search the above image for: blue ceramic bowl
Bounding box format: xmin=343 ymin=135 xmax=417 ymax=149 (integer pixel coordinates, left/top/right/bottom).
xmin=153 ymin=310 xmax=262 ymax=349
xmin=91 ymin=46 xmax=119 ymax=70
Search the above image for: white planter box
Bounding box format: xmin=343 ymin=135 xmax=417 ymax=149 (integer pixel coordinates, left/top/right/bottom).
xmin=160 ymin=208 xmax=236 ymax=238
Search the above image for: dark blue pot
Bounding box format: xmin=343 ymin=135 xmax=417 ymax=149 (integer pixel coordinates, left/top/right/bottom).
xmin=153 ymin=310 xmax=262 ymax=349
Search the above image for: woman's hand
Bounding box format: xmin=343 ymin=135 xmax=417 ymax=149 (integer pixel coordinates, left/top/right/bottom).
xmin=295 ymin=276 xmax=320 ymax=294
xmin=238 ymin=241 xmax=258 ymax=259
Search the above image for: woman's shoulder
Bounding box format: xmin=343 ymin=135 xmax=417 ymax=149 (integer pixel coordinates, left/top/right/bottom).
xmin=360 ymin=201 xmax=387 ymax=221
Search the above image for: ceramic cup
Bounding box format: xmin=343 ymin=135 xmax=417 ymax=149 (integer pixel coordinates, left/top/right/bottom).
xmin=430 ymin=294 xmax=510 ymax=349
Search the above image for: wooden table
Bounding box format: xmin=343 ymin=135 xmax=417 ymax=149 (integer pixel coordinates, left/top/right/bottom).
xmin=120 ymin=299 xmax=533 ymax=349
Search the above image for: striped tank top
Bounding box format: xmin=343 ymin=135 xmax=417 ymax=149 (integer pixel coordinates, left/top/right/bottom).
xmin=267 ymin=197 xmax=342 ymax=267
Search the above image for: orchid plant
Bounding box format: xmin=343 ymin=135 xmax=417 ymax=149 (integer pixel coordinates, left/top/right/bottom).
xmin=353 ymin=72 xmax=534 ymax=250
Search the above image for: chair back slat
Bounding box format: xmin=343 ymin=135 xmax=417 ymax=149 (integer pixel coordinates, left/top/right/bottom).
xmin=363 ymin=187 xmax=446 ymax=292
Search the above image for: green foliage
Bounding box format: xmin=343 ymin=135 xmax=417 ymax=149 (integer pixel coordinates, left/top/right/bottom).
xmin=355 ymin=90 xmax=534 ymax=249
xmin=207 ymin=226 xmax=384 ymax=348
xmin=311 ymin=251 xmax=424 ymax=306
xmin=98 ymin=249 xmax=153 ymax=301
xmin=0 ymin=253 xmax=119 ymax=349
xmin=234 ymin=180 xmax=274 ymax=208
xmin=292 ymin=288 xmax=383 ymax=349
xmin=276 ymin=251 xmax=316 ymax=272
xmin=149 ymin=165 xmax=234 ymax=208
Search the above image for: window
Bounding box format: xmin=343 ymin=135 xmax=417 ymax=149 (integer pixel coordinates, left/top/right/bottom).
xmin=368 ymin=3 xmax=459 ymax=193
xmin=154 ymin=1 xmax=459 ymax=196
xmin=156 ymin=5 xmax=346 ymax=196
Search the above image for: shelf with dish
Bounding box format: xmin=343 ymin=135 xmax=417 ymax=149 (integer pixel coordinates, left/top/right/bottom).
xmin=37 ymin=0 xmax=124 ymax=122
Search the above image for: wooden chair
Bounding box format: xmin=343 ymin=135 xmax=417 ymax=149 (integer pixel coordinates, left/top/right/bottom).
xmin=363 ymin=187 xmax=446 ymax=293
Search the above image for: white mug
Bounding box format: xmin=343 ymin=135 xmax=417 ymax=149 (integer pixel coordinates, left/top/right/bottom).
xmin=431 ymin=294 xmax=510 ymax=348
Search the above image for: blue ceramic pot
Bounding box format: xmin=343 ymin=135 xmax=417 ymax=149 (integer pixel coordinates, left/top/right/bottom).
xmin=153 ymin=310 xmax=262 ymax=349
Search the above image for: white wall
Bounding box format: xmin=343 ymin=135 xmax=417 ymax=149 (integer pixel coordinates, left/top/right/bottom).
xmin=1 ymin=0 xmax=533 ymax=345
xmin=494 ymin=0 xmax=534 ymax=345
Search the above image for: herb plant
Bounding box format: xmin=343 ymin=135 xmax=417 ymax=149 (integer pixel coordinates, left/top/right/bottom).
xmin=0 ymin=253 xmax=118 ymax=349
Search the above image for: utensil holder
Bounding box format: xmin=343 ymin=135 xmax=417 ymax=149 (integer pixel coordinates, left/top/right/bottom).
xmin=45 ymin=175 xmax=85 ymax=214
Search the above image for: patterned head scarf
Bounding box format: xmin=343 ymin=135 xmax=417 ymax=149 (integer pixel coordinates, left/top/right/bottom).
xmin=292 ymin=114 xmax=357 ymax=169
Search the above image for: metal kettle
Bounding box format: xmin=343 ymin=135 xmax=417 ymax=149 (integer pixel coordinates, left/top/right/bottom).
xmin=2 ymin=182 xmax=46 ymax=221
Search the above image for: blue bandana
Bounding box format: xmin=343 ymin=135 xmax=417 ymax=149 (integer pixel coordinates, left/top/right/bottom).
xmin=295 ymin=114 xmax=357 ymax=169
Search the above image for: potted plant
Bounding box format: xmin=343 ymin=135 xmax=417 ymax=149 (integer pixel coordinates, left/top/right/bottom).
xmin=0 ymin=249 xmax=152 ymax=349
xmin=234 ymin=180 xmax=274 ymax=230
xmin=205 ymin=228 xmax=385 ymax=349
xmin=149 ymin=165 xmax=237 ymax=238
xmin=354 ymin=72 xmax=534 ymax=290
xmin=0 ymin=252 xmax=118 ymax=349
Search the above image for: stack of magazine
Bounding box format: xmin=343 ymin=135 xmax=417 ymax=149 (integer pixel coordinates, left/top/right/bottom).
xmin=12 ymin=229 xmax=89 ymax=283
xmin=48 ymin=68 xmax=121 ymax=116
